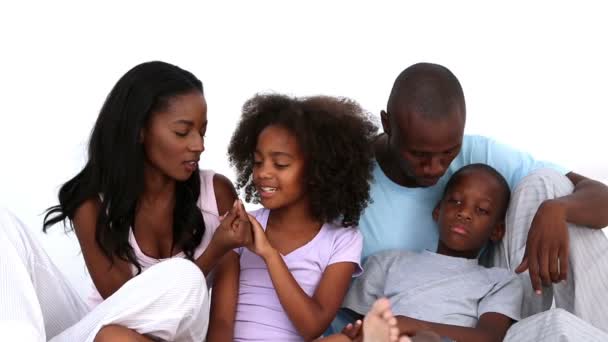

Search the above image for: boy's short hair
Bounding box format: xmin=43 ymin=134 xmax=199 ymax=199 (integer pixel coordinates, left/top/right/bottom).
xmin=443 ymin=164 xmax=511 ymax=218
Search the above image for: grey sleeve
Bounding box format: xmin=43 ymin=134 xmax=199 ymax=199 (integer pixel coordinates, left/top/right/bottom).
xmin=478 ymin=271 xmax=523 ymax=321
xmin=342 ymin=254 xmax=386 ymax=315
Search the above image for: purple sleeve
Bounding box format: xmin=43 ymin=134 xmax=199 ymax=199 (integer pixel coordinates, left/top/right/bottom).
xmin=328 ymin=228 xmax=364 ymax=276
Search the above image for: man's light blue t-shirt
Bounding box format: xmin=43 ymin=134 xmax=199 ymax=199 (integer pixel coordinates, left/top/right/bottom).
xmin=359 ymin=134 xmax=569 ymax=260
xmin=327 ymin=135 xmax=568 ymax=335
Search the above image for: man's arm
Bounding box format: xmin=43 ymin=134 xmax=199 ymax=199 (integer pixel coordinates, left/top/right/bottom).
xmin=516 ymin=172 xmax=608 ymax=292
xmin=560 ymin=172 xmax=608 ymax=229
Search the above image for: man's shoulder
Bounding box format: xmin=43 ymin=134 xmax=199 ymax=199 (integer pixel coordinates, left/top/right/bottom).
xmin=462 ymin=134 xmax=495 ymax=149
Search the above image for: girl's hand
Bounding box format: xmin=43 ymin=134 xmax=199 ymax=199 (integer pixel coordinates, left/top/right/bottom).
xmin=246 ymin=213 xmax=276 ymax=259
xmin=211 ymin=199 xmax=252 ymax=253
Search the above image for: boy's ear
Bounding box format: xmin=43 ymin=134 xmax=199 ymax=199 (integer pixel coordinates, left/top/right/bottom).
xmin=380 ymin=110 xmax=391 ymax=136
xmin=489 ymin=221 xmax=506 ymax=242
xmin=432 ymin=203 xmax=441 ymax=222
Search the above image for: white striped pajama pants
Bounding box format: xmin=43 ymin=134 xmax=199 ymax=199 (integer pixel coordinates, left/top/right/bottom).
xmin=0 ymin=209 xmax=210 ymax=342
xmin=481 ymin=168 xmax=608 ymax=341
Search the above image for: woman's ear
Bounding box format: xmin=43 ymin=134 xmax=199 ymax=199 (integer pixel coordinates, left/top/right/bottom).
xmin=139 ymin=129 xmax=145 ymax=143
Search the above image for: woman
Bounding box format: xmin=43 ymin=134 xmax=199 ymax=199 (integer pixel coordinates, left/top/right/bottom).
xmin=0 ymin=61 xmax=251 ymax=341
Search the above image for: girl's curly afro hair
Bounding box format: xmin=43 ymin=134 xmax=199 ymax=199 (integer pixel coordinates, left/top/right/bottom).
xmin=227 ymin=93 xmax=379 ymax=227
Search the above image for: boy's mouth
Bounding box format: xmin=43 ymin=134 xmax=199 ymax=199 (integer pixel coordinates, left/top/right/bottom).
xmin=449 ymin=224 xmax=468 ymax=236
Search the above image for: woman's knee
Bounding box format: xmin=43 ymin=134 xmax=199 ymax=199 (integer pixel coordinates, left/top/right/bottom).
xmin=144 ymin=258 xmax=208 ymax=307
xmin=151 ymin=258 xmax=205 ymax=289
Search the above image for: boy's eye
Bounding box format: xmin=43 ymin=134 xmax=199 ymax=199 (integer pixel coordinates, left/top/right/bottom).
xmin=477 ymin=207 xmax=489 ymax=215
xmin=448 ymin=198 xmax=462 ymax=205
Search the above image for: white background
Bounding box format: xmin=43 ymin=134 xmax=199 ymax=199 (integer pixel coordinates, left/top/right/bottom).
xmin=1 ymin=1 xmax=606 ymax=296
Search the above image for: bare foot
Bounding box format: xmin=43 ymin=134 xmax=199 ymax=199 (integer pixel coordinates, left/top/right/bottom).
xmin=362 ymin=298 xmax=403 ymax=342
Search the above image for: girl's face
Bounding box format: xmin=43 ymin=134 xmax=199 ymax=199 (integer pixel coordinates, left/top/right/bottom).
xmin=253 ymin=124 xmax=308 ymax=211
xmin=142 ymin=91 xmax=207 ymax=182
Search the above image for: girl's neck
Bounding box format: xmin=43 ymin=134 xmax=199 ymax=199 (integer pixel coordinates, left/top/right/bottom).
xmin=267 ymin=200 xmax=321 ymax=233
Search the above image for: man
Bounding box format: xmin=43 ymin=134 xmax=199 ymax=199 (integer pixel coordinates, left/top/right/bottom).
xmin=349 ymin=62 xmax=608 ymax=341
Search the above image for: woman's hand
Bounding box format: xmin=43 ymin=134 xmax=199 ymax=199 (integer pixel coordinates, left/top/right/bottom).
xmin=211 ymin=199 xmax=253 ymax=254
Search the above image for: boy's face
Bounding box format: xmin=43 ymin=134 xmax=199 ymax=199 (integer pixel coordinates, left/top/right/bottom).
xmin=433 ymin=170 xmax=506 ymax=253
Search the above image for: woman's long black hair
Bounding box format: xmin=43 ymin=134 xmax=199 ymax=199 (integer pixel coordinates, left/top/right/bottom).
xmin=43 ymin=61 xmax=206 ymax=272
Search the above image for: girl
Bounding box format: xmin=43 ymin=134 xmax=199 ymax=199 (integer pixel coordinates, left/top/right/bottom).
xmin=0 ymin=61 xmax=251 ymax=341
xmin=208 ymin=94 xmax=378 ymax=341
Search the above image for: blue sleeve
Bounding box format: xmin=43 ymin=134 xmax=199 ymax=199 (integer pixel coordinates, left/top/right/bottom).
xmin=458 ymin=135 xmax=570 ymax=189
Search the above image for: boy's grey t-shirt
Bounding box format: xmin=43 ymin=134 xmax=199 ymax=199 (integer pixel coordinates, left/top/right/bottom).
xmin=343 ymin=250 xmax=522 ymax=327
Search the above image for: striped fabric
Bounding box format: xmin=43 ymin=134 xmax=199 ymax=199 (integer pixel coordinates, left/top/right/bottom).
xmin=506 ymin=309 xmax=608 ymax=342
xmin=0 ymin=209 xmax=209 ymax=341
xmin=482 ymin=168 xmax=608 ymax=340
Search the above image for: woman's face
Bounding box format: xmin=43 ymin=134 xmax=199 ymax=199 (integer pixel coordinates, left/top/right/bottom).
xmin=142 ymin=91 xmax=207 ymax=182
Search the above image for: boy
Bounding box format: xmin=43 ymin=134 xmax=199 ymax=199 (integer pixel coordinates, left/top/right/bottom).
xmin=342 ymin=164 xmax=522 ymax=342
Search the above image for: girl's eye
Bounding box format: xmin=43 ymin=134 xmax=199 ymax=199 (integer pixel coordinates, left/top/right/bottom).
xmin=175 ymin=131 xmax=188 ymax=137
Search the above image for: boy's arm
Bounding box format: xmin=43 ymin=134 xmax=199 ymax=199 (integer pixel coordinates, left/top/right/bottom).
xmin=342 ymin=253 xmax=391 ymax=317
xmin=207 ymin=251 xmax=240 ymax=342
xmin=396 ymin=312 xmax=513 ymax=342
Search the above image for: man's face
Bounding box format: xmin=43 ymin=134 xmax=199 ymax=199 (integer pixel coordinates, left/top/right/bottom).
xmin=383 ymin=108 xmax=464 ymax=187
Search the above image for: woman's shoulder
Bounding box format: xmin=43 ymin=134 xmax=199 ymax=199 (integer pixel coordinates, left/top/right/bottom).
xmin=73 ymin=197 xmax=102 ymax=231
xmin=197 ymin=169 xmax=237 ymax=216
